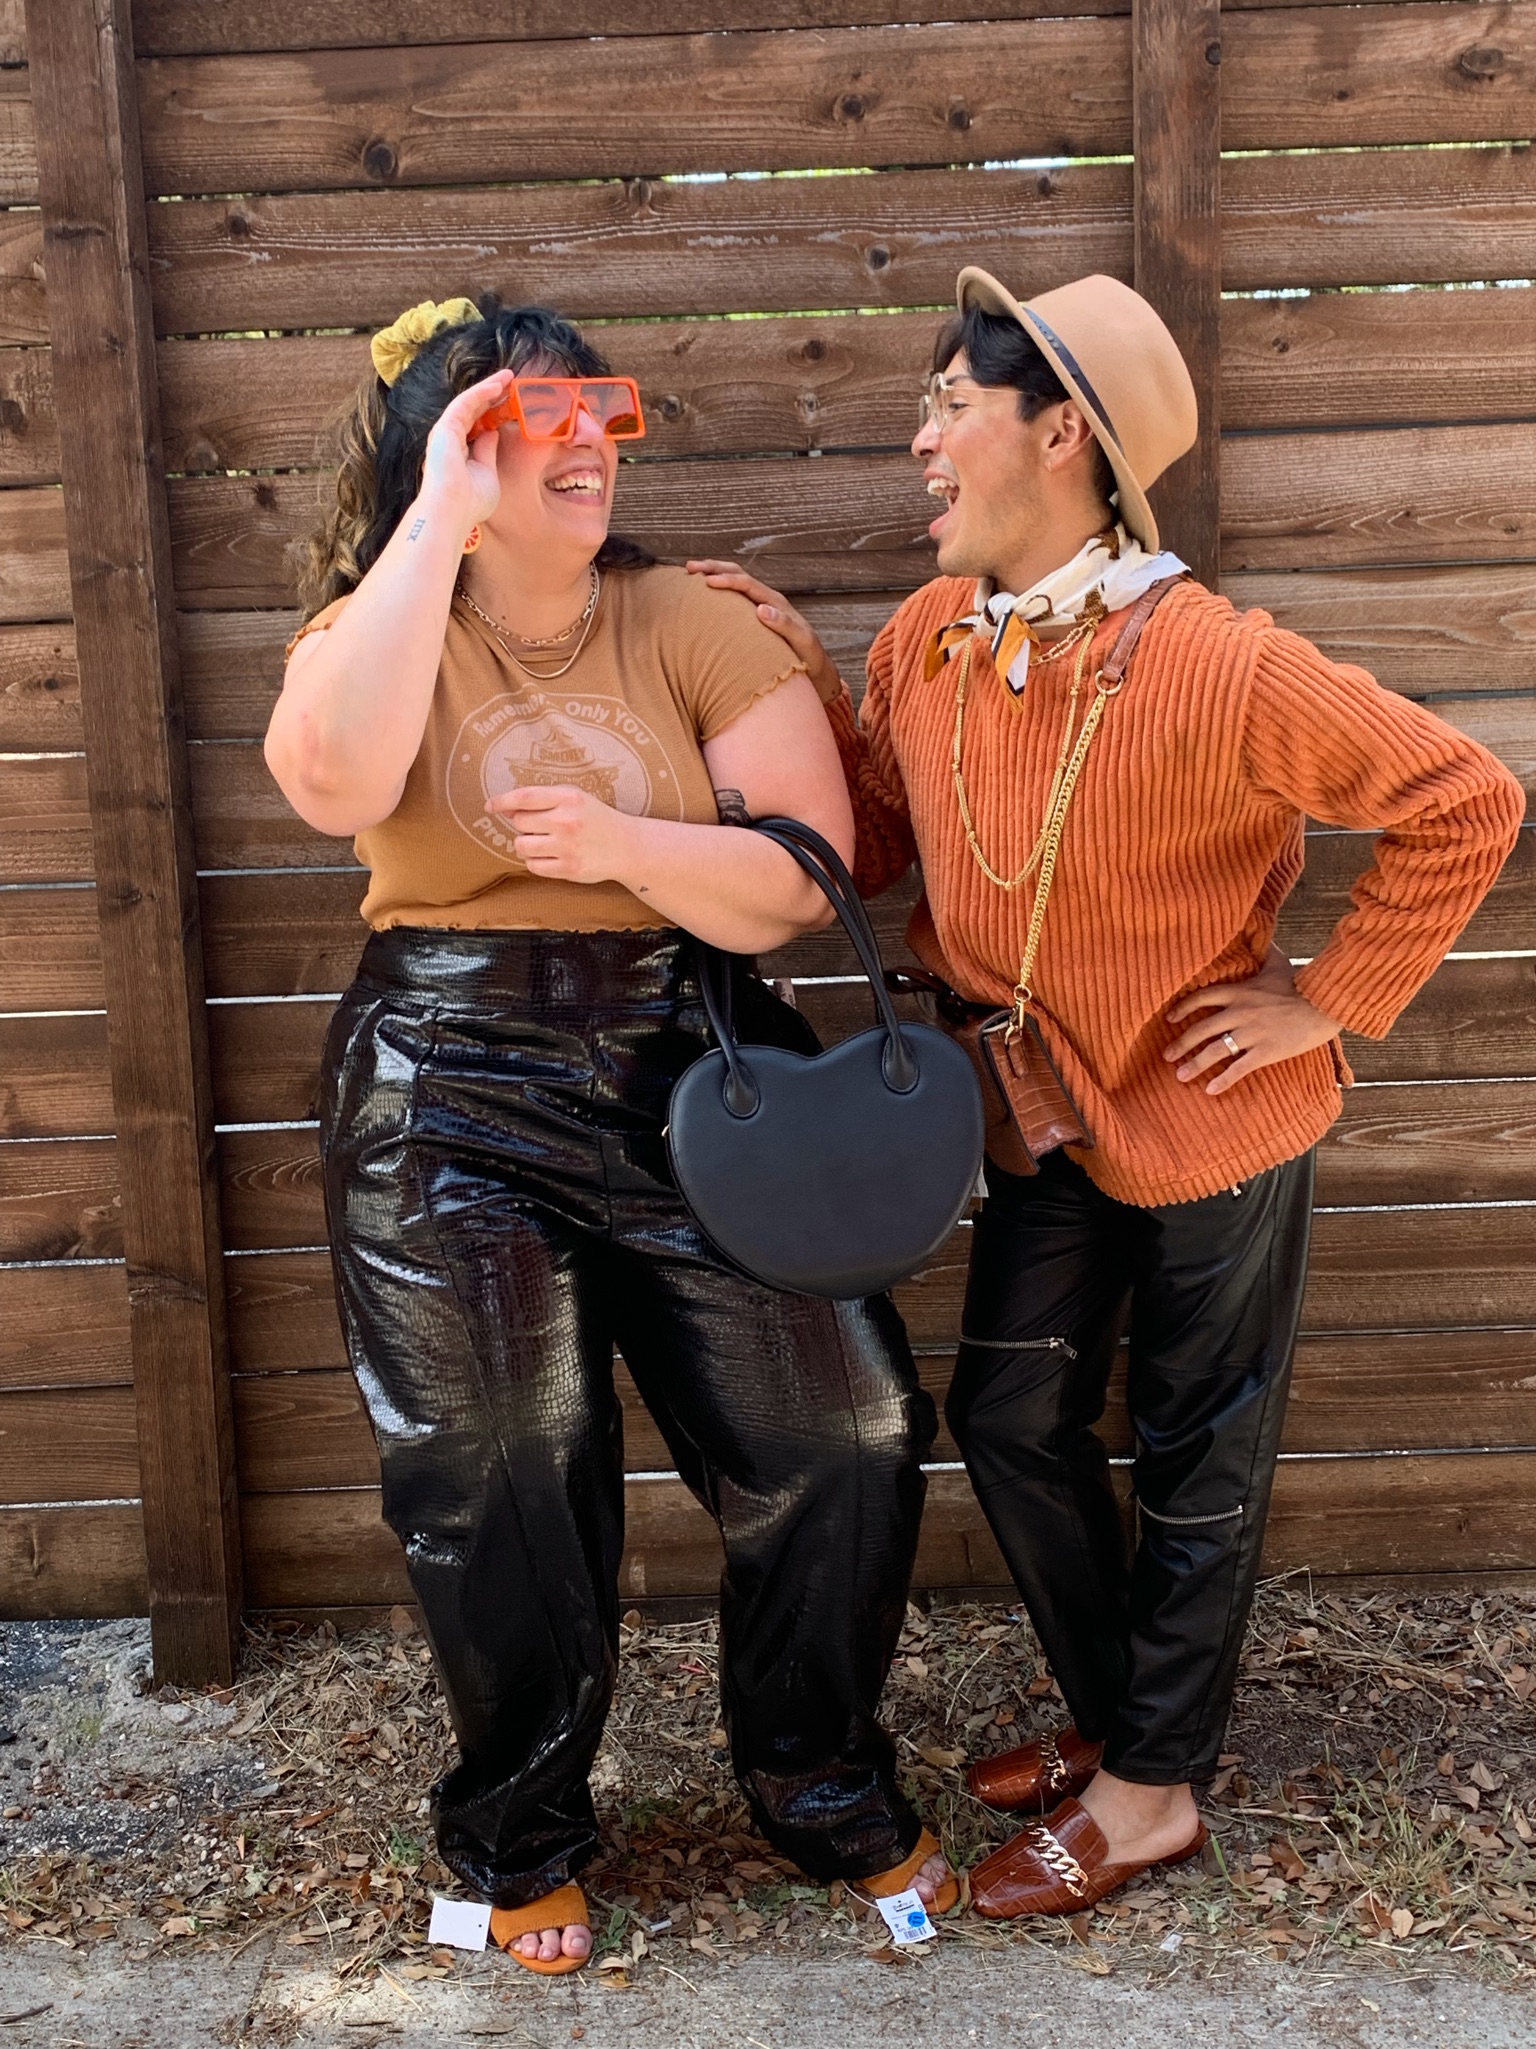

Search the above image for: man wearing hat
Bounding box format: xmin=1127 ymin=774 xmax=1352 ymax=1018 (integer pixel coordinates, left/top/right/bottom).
xmin=689 ymin=272 xmax=1522 ymax=1916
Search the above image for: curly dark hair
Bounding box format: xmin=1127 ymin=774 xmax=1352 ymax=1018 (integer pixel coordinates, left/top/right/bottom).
xmin=295 ymin=298 xmax=653 ymax=620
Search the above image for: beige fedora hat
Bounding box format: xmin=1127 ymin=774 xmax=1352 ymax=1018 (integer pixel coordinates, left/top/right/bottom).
xmin=954 ymin=269 xmax=1197 ymax=551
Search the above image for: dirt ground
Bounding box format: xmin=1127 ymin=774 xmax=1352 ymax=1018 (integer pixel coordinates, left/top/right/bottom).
xmin=2 ymin=1578 xmax=1534 ymax=2041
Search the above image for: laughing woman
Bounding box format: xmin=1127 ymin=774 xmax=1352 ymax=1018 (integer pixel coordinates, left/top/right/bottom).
xmin=264 ymin=298 xmax=954 ymax=1971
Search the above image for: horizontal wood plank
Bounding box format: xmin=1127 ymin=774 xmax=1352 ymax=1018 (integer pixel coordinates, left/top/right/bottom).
xmin=0 ymin=344 xmax=58 ymax=485
xmin=10 ymin=946 xmax=1526 ymax=1140
xmin=221 ymin=1199 xmax=1536 ymax=1379
xmin=150 ymin=290 xmax=1536 ymax=481
xmin=177 ymin=820 xmax=1536 ymax=996
xmin=0 ymin=1260 xmax=131 ymax=1390
xmin=0 ymin=884 xmax=101 ymax=1008
xmin=0 ymin=206 xmax=47 ymax=347
xmin=1222 ymin=2 xmax=1536 ymax=151
xmin=0 ymin=751 xmax=93 ymax=882
xmin=0 ymin=1135 xmax=120 ymax=1259
xmin=161 ymin=428 xmax=1536 ymax=611
xmin=236 ymin=1451 xmax=1536 ymax=1606
xmin=170 ymin=573 xmax=1536 ymax=749
xmin=1221 ymin=422 xmax=1536 ymax=574
xmin=0 ymin=484 xmax=70 ymax=622
xmin=0 ymin=1502 xmax=147 ymax=1616
xmin=0 ymin=66 xmax=33 ymax=203
xmin=129 ymin=9 xmax=1536 ymax=206
xmin=0 ymin=1384 xmax=138 ymax=1503
xmin=135 ymin=22 xmax=1130 ymax=196
xmin=0 ymin=621 xmax=79 ymax=747
xmin=230 ymin=1324 xmax=1536 ymax=1494
xmin=124 ymin=0 xmax=1393 ymax=60
xmin=118 ymin=147 xmax=1536 ymax=346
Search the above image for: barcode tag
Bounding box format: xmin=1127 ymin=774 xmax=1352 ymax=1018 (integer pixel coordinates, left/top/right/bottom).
xmin=873 ymin=1887 xmax=936 ymax=1945
xmin=428 ymin=1896 xmax=492 ymax=1950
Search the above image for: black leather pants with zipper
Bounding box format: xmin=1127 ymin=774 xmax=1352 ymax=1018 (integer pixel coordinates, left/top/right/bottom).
xmin=319 ymin=924 xmax=934 ymax=1907
xmin=946 ymin=1145 xmax=1314 ymax=1784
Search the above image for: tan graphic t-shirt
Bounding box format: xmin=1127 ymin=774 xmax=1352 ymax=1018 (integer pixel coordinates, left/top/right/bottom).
xmin=290 ymin=564 xmax=807 ymax=932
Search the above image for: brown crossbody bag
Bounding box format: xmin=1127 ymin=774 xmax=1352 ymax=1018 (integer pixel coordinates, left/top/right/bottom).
xmin=891 ymin=575 xmax=1185 ymax=1177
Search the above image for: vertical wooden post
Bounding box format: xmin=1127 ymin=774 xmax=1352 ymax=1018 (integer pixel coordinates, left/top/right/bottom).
xmin=25 ymin=0 xmax=242 ymax=1683
xmin=1134 ymin=0 xmax=1223 ymax=588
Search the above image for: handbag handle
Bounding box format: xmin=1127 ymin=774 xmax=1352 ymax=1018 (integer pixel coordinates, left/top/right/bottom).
xmin=696 ymin=815 xmax=919 ymax=1118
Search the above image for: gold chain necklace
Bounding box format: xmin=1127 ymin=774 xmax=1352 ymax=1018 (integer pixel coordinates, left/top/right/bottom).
xmin=951 ymin=598 xmax=1122 ymax=1013
xmin=457 ymin=567 xmax=602 ymax=681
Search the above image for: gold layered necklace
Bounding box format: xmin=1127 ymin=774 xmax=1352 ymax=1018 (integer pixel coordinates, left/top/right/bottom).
xmin=457 ymin=564 xmax=601 ymax=680
xmin=951 ymin=593 xmax=1106 ymax=893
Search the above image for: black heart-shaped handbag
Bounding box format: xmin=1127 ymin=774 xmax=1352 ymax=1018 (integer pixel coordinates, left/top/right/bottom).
xmin=665 ymin=816 xmax=984 ymax=1299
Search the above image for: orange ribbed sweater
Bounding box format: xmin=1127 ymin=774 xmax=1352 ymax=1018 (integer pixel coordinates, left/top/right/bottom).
xmin=823 ymin=577 xmax=1524 ymax=1206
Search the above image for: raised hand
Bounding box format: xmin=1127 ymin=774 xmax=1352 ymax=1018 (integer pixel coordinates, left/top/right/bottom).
xmin=418 ymin=369 xmax=516 ymax=533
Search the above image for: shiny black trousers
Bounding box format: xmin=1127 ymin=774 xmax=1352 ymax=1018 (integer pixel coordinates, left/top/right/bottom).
xmin=948 ymin=1147 xmax=1314 ymax=1784
xmin=319 ymin=927 xmax=935 ymax=1905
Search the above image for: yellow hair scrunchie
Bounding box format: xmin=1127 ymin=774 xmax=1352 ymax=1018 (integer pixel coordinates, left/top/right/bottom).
xmin=370 ymin=297 xmax=482 ymax=386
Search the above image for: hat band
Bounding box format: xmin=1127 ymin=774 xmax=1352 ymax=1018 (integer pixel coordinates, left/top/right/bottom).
xmin=1020 ymin=309 xmax=1124 ymax=454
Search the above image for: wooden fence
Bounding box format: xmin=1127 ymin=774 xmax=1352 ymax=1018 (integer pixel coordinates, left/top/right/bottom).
xmin=0 ymin=0 xmax=1532 ymax=1682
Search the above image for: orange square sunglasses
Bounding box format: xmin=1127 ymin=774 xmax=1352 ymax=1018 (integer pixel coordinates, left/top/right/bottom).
xmin=471 ymin=377 xmax=647 ymax=443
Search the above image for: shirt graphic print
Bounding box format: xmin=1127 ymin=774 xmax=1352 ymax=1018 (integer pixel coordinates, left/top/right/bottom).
xmin=448 ymin=683 xmax=687 ymax=867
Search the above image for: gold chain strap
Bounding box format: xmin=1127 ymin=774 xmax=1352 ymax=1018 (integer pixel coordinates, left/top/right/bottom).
xmin=952 ymin=618 xmax=1121 ymax=1021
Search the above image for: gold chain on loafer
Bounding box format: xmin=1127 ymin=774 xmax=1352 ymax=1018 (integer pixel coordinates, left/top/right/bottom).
xmin=1025 ymin=1822 xmax=1091 ymax=1898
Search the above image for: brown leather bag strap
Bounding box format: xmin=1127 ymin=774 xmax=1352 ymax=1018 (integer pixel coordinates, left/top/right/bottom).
xmin=1099 ymin=572 xmax=1188 ymax=688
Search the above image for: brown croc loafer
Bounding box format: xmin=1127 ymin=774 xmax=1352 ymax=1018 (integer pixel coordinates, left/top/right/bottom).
xmin=969 ymin=1797 xmax=1209 ymax=1919
xmin=967 ymin=1725 xmax=1104 ymax=1814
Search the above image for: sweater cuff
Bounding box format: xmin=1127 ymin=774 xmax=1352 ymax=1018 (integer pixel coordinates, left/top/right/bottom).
xmin=1294 ymin=947 xmax=1414 ymax=1041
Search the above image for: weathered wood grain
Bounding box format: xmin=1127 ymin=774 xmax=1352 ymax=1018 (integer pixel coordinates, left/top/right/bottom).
xmin=0 ymin=752 xmax=93 ymax=881
xmin=0 ymin=1011 xmax=115 ymax=1137
xmin=0 ymin=1 xmax=24 ymax=64
xmin=116 ymin=145 xmax=1536 ymax=348
xmin=1222 ymin=2 xmax=1536 ymax=150
xmin=140 ymin=164 xmax=1133 ymax=339
xmin=0 ymin=1384 xmax=139 ymax=1503
xmin=147 ymin=292 xmax=1536 ymax=484
xmin=0 ymin=1260 xmax=132 ymax=1390
xmin=0 ymin=65 xmax=33 ymax=203
xmin=123 ymin=0 xmax=1397 ymax=60
xmin=219 ymin=1201 xmax=1536 ymax=1379
xmin=165 ymin=574 xmax=1536 ymax=750
xmin=29 ymin=0 xmax=242 ymax=1688
xmin=229 ymin=1324 xmax=1536 ymax=1495
xmin=134 ymin=22 xmax=1130 ymax=196
xmin=0 ymin=1503 xmax=148 ymax=1617
xmin=0 ymin=344 xmax=58 ymax=484
xmin=0 ymin=205 xmax=47 ymax=347
xmin=159 ymin=425 xmax=1536 ymax=613
xmin=0 ymin=485 xmax=70 ymax=622
xmin=0 ymin=883 xmax=102 ymax=1007
xmin=0 ymin=1133 xmax=120 ymax=1259
xmin=0 ymin=621 xmax=79 ymax=748
xmin=236 ymin=1450 xmax=1536 ymax=1607
xmin=1221 ymin=422 xmax=1536 ymax=574
xmin=1134 ymin=0 xmax=1221 ymax=582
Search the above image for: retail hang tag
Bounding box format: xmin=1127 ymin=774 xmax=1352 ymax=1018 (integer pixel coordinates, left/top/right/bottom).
xmin=428 ymin=1895 xmax=492 ymax=1950
xmin=873 ymin=1887 xmax=936 ymax=1945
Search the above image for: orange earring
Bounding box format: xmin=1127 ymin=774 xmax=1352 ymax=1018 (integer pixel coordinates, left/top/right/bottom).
xmin=462 ymin=525 xmax=482 ymax=554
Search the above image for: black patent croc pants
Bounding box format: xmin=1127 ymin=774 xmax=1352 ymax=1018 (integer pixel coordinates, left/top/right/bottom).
xmin=318 ymin=926 xmax=936 ymax=1906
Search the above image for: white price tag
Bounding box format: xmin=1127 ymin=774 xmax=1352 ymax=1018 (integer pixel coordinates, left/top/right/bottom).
xmin=428 ymin=1895 xmax=492 ymax=1950
xmin=873 ymin=1886 xmax=936 ymax=1945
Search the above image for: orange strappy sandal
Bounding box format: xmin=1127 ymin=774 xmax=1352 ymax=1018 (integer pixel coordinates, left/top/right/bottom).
xmin=854 ymin=1826 xmax=960 ymax=1916
xmin=489 ymin=1883 xmax=592 ymax=1975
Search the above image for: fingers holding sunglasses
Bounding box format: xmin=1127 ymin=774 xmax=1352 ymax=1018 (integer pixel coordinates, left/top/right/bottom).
xmin=420 ymin=370 xmax=515 ymax=526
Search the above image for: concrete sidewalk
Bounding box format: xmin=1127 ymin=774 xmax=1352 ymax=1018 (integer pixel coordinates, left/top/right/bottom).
xmin=1 ymin=1937 xmax=1530 ymax=2048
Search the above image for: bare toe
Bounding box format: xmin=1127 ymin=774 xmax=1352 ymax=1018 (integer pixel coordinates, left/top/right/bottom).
xmin=914 ymin=1851 xmax=951 ymax=1904
xmin=537 ymin=1927 xmax=562 ymax=1960
xmin=563 ymin=1924 xmax=592 ymax=1959
xmin=516 ymin=1931 xmax=541 ymax=1958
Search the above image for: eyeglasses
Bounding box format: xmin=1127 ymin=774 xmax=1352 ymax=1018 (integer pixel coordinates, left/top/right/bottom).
xmin=472 ymin=377 xmax=647 ymax=443
xmin=917 ymin=372 xmax=958 ymax=434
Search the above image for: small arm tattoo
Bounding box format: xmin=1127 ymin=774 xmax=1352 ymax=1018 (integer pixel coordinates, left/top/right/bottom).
xmin=407 ymin=518 xmax=426 ymax=541
xmin=713 ymin=786 xmax=751 ymax=828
